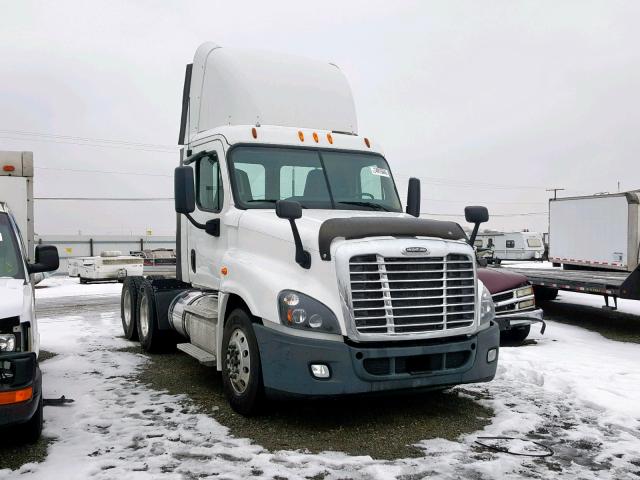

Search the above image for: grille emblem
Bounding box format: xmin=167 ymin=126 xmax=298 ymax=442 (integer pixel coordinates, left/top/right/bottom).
xmin=402 ymin=246 xmax=429 ymax=255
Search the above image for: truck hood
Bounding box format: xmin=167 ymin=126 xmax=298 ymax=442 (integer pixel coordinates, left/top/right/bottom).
xmin=238 ymin=209 xmax=412 ymax=252
xmin=477 ymin=267 xmax=528 ymax=294
xmin=0 ymin=278 xmax=26 ymax=319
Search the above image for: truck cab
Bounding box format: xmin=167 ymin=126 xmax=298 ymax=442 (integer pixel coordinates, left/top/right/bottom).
xmin=0 ymin=202 xmax=59 ymax=442
xmin=121 ymin=43 xmax=500 ymax=414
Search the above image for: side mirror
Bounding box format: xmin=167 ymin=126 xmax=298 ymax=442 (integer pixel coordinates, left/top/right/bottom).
xmin=275 ymin=200 xmax=310 ymax=269
xmin=464 ymin=206 xmax=489 ymax=248
xmin=406 ymin=177 xmax=421 ymax=218
xmin=28 ymin=245 xmax=59 ymax=274
xmin=174 ymin=166 xmax=195 ymax=214
xmin=276 ymin=200 xmax=302 ymax=220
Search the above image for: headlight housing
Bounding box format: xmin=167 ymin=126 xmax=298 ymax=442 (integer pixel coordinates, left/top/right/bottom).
xmin=480 ymin=285 xmax=495 ymax=327
xmin=516 ymin=285 xmax=534 ymax=298
xmin=278 ymin=291 xmax=341 ymax=334
xmin=0 ymin=334 xmax=16 ymax=352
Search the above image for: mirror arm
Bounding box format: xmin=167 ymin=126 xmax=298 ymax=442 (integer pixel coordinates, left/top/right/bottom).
xmin=468 ymin=223 xmax=480 ymax=247
xmin=184 ymin=213 xmax=206 ymax=230
xmin=288 ymin=219 xmax=311 ymax=269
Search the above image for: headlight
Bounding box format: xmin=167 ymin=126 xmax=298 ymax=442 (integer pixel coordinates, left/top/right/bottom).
xmin=516 ymin=285 xmax=534 ymax=298
xmin=480 ymin=285 xmax=495 ymax=326
xmin=0 ymin=334 xmax=16 ymax=352
xmin=278 ymin=291 xmax=341 ymax=334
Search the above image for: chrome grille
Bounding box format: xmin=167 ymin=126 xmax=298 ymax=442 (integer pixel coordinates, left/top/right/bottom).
xmin=349 ymin=253 xmax=476 ymax=335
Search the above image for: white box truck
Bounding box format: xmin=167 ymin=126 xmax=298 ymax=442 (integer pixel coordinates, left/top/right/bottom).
xmin=120 ymin=43 xmax=500 ymax=415
xmin=507 ymin=191 xmax=640 ymax=308
xmin=1 ymin=152 xmax=59 ymax=442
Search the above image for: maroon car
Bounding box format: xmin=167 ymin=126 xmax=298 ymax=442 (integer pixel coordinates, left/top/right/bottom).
xmin=478 ymin=267 xmax=544 ymax=342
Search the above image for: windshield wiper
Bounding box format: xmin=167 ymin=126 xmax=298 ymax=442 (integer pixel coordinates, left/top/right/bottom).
xmin=246 ymin=199 xmax=278 ymax=203
xmin=337 ymin=201 xmax=391 ymax=212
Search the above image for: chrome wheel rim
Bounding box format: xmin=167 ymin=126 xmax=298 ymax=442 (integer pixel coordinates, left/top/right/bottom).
xmin=123 ymin=289 xmax=132 ymax=329
xmin=226 ymin=328 xmax=251 ymax=395
xmin=139 ymin=294 xmax=150 ymax=339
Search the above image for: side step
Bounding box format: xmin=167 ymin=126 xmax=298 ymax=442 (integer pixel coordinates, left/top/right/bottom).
xmin=177 ymin=343 xmax=216 ymax=367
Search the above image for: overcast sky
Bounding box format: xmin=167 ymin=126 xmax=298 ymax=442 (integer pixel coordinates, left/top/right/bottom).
xmin=1 ymin=0 xmax=639 ymax=235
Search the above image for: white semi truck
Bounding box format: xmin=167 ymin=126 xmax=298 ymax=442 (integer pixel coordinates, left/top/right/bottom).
xmin=1 ymin=152 xmax=59 ymax=441
xmin=120 ymin=44 xmax=500 ymax=414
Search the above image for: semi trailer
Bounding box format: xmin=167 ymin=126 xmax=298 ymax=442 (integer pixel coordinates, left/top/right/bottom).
xmin=505 ymin=191 xmax=640 ymax=308
xmin=120 ymin=43 xmax=500 ymax=414
xmin=1 ymin=153 xmax=59 ymax=442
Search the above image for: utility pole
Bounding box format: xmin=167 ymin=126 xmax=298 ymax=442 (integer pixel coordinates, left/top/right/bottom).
xmin=546 ymin=188 xmax=565 ymax=200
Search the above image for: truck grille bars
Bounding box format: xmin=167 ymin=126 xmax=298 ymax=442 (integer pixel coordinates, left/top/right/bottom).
xmin=348 ymin=254 xmax=476 ymax=335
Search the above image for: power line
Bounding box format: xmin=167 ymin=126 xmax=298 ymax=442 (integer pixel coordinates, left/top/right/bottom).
xmin=421 ymin=211 xmax=548 ymax=217
xmin=394 ymin=173 xmax=546 ymax=190
xmin=34 ymin=197 xmax=173 ymax=201
xmin=0 ymin=135 xmax=177 ymax=154
xmin=0 ymin=129 xmax=176 ymax=150
xmin=35 ymin=166 xmax=173 ymax=177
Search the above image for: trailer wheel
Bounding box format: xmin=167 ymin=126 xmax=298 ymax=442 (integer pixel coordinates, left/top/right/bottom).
xmin=79 ymin=277 xmax=88 ymax=284
xmin=502 ymin=325 xmax=531 ymax=344
xmin=136 ymin=281 xmax=172 ymax=353
xmin=534 ymin=286 xmax=558 ymax=302
xmin=222 ymin=309 xmax=264 ymax=416
xmin=121 ymin=276 xmax=143 ymax=340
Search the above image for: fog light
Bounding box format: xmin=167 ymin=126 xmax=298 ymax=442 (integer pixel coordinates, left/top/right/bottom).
xmin=487 ymin=348 xmax=498 ymax=363
xmin=0 ymin=334 xmax=16 ymax=352
xmin=518 ymin=299 xmax=535 ymax=310
xmin=310 ymin=364 xmax=330 ymax=379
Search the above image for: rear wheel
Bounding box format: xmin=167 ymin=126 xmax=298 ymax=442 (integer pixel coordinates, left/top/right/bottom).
xmin=121 ymin=276 xmax=143 ymax=340
xmin=502 ymin=325 xmax=531 ymax=343
xmin=136 ymin=281 xmax=173 ymax=352
xmin=222 ymin=309 xmax=264 ymax=416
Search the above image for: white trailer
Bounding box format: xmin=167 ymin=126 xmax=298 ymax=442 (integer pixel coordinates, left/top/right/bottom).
xmin=476 ymin=232 xmax=545 ymax=261
xmin=72 ymin=251 xmax=143 ymax=283
xmin=0 ymin=152 xmax=34 ymax=262
xmin=549 ymin=192 xmax=640 ymax=272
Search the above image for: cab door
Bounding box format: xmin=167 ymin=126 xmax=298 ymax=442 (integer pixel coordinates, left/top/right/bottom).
xmin=187 ymin=140 xmax=226 ymax=289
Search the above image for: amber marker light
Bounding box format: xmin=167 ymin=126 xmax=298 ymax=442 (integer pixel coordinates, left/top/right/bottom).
xmin=251 ymin=127 xmax=258 ymax=139
xmin=2 ymin=165 xmax=15 ymax=172
xmin=221 ymin=266 xmax=228 ymax=276
xmin=364 ymin=137 xmax=371 ymax=148
xmin=298 ymin=131 xmax=305 ymax=142
xmin=312 ymin=132 xmax=319 ymax=143
xmin=327 ymin=133 xmax=334 ymax=144
xmin=0 ymin=386 xmax=33 ymax=405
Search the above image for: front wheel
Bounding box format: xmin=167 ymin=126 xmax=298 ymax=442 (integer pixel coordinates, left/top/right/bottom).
xmin=19 ymin=395 xmax=43 ymax=444
xmin=221 ymin=309 xmax=264 ymax=416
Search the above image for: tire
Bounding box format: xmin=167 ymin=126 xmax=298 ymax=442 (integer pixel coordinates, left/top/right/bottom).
xmin=20 ymin=395 xmax=43 ymax=444
xmin=502 ymin=325 xmax=531 ymax=343
xmin=136 ymin=280 xmax=173 ymax=353
xmin=221 ymin=309 xmax=264 ymax=416
xmin=534 ymin=286 xmax=558 ymax=301
xmin=121 ymin=276 xmax=143 ymax=340
xmin=79 ymin=277 xmax=87 ymax=284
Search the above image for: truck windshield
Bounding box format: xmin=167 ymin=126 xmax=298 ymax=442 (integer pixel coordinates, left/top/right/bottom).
xmin=228 ymin=146 xmax=402 ymax=212
xmin=0 ymin=213 xmax=25 ymax=280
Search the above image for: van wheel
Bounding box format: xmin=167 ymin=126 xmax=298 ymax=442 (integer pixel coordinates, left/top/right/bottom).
xmin=121 ymin=277 xmax=143 ymax=340
xmin=20 ymin=395 xmax=43 ymax=444
xmin=502 ymin=325 xmax=531 ymax=343
xmin=79 ymin=277 xmax=87 ymax=284
xmin=136 ymin=281 xmax=172 ymax=352
xmin=222 ymin=309 xmax=264 ymax=416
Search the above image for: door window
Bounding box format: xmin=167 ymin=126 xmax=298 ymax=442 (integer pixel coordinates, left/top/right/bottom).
xmin=506 ymin=240 xmax=515 ymax=248
xmin=197 ymin=155 xmax=223 ymax=212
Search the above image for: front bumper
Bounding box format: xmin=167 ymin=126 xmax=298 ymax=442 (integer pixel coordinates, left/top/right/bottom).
xmin=495 ymin=308 xmax=545 ymax=332
xmin=0 ymin=352 xmax=41 ymax=428
xmin=254 ymin=322 xmax=500 ymax=397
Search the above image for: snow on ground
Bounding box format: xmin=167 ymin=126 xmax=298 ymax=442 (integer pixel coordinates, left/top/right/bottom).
xmin=2 ymin=276 xmax=640 ymax=479
xmin=34 ymin=275 xmax=121 ymax=299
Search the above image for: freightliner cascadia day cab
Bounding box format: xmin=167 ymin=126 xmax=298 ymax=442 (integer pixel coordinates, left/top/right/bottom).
xmin=120 ymin=44 xmax=500 ymax=414
xmin=1 ymin=152 xmax=59 ymax=441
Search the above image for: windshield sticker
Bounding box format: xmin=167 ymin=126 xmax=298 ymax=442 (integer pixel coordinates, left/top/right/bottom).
xmin=370 ymin=166 xmax=390 ymax=178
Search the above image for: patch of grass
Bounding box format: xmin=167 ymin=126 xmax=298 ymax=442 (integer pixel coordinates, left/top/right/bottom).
xmin=0 ymin=436 xmax=53 ymax=471
xmin=38 ymin=350 xmax=57 ymax=363
xmin=540 ymin=299 xmax=640 ymax=343
xmin=133 ymin=345 xmax=493 ymax=460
